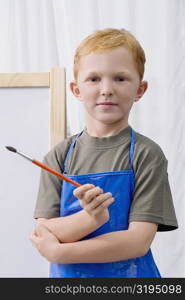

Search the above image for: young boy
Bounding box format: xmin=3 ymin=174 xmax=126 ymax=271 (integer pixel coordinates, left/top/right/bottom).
xmin=30 ymin=28 xmax=178 ymax=278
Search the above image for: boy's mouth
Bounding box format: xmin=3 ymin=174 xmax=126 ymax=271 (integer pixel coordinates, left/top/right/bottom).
xmin=96 ymin=102 xmax=117 ymax=106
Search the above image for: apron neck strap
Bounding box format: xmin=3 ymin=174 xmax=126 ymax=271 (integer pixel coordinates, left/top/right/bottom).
xmin=63 ymin=131 xmax=83 ymax=173
xmin=64 ymin=128 xmax=135 ymax=173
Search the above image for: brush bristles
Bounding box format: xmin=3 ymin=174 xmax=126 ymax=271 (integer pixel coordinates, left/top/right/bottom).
xmin=5 ymin=146 xmax=17 ymax=153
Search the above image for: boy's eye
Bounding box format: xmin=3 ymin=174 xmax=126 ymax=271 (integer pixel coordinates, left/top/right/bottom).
xmin=115 ymin=76 xmax=125 ymax=81
xmin=90 ymin=77 xmax=99 ymax=82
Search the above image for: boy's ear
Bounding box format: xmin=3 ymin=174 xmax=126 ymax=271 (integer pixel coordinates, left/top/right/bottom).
xmin=135 ymin=80 xmax=148 ymax=102
xmin=70 ymin=81 xmax=82 ymax=100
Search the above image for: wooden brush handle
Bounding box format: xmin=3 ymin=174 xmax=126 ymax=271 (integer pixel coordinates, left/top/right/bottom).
xmin=32 ymin=160 xmax=81 ymax=188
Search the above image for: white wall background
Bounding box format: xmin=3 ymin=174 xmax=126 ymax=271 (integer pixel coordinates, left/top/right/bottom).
xmin=0 ymin=0 xmax=184 ymax=277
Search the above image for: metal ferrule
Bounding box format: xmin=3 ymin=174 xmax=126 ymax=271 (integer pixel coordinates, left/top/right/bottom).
xmin=17 ymin=151 xmax=33 ymax=162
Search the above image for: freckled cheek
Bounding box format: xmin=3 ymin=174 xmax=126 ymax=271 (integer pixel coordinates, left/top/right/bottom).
xmin=118 ymin=86 xmax=137 ymax=101
xmin=79 ymin=85 xmax=98 ymax=97
xmin=117 ymin=91 xmax=132 ymax=102
xmin=80 ymin=93 xmax=97 ymax=108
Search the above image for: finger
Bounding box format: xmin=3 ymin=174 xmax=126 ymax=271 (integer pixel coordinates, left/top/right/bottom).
xmin=30 ymin=228 xmax=37 ymax=236
xmin=90 ymin=197 xmax=115 ymax=215
xmin=81 ymin=191 xmax=111 ymax=209
xmin=30 ymin=227 xmax=38 ymax=238
xmin=88 ymin=192 xmax=113 ymax=209
xmin=82 ymin=187 xmax=104 ymax=203
xmin=84 ymin=193 xmax=114 ymax=214
xmin=29 ymin=232 xmax=39 ymax=247
xmin=73 ymin=184 xmax=95 ymax=198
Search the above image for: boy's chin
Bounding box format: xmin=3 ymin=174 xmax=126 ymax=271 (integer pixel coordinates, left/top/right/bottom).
xmin=95 ymin=117 xmax=127 ymax=126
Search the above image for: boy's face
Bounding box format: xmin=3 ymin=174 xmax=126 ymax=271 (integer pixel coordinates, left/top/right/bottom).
xmin=70 ymin=46 xmax=147 ymax=129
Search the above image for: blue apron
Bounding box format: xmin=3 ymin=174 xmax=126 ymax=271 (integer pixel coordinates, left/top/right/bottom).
xmin=50 ymin=128 xmax=161 ymax=278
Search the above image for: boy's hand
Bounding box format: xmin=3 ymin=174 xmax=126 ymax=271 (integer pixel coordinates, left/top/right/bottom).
xmin=30 ymin=224 xmax=60 ymax=263
xmin=73 ymin=184 xmax=114 ymax=224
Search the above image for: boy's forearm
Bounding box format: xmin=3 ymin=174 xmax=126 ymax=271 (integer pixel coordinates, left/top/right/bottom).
xmin=42 ymin=210 xmax=106 ymax=243
xmin=54 ymin=230 xmax=147 ymax=264
xmin=53 ymin=222 xmax=157 ymax=264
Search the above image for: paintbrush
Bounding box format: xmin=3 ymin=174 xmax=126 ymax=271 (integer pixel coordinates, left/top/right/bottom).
xmin=5 ymin=146 xmax=81 ymax=188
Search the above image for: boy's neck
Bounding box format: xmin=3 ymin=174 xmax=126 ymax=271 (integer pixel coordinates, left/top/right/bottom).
xmin=86 ymin=121 xmax=129 ymax=137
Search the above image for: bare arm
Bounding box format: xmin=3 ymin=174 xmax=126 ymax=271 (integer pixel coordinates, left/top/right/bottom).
xmin=30 ymin=221 xmax=157 ymax=263
xmin=37 ymin=210 xmax=105 ymax=243
xmin=35 ymin=184 xmax=114 ymax=243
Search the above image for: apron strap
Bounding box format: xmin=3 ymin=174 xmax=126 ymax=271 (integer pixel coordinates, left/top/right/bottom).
xmin=63 ymin=131 xmax=83 ymax=174
xmin=129 ymin=128 xmax=135 ymax=170
xmin=64 ymin=128 xmax=135 ymax=173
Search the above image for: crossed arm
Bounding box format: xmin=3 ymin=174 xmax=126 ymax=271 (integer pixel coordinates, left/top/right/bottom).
xmin=30 ymin=184 xmax=157 ymax=264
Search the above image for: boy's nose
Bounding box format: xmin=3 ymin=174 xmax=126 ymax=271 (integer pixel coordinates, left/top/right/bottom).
xmin=101 ymin=90 xmax=113 ymax=97
xmin=100 ymin=81 xmax=114 ymax=97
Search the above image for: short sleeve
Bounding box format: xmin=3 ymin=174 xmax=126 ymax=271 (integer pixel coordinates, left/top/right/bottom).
xmin=33 ymin=137 xmax=73 ymax=219
xmin=33 ymin=155 xmax=62 ymax=219
xmin=129 ymin=155 xmax=178 ymax=232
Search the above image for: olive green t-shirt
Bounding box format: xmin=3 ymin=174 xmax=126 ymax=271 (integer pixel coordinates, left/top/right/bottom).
xmin=34 ymin=125 xmax=178 ymax=231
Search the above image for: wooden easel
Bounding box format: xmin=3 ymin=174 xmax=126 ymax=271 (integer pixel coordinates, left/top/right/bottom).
xmin=0 ymin=67 xmax=67 ymax=148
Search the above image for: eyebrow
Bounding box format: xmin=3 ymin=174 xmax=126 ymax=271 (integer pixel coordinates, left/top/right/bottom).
xmin=85 ymin=71 xmax=130 ymax=76
xmin=112 ymin=71 xmax=130 ymax=76
xmin=85 ymin=72 xmax=99 ymax=76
